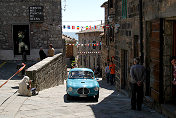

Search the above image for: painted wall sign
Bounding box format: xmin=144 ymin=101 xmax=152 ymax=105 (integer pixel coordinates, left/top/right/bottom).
xmin=29 ymin=6 xmax=44 ymax=22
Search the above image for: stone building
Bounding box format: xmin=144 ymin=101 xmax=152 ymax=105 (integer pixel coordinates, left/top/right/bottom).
xmin=101 ymin=0 xmax=116 ymax=80
xmin=0 ymin=0 xmax=63 ymax=60
xmin=62 ymin=34 xmax=78 ymax=67
xmin=76 ymin=29 xmax=103 ymax=71
xmin=104 ymin=0 xmax=176 ymax=117
xmin=144 ymin=0 xmax=176 ymax=106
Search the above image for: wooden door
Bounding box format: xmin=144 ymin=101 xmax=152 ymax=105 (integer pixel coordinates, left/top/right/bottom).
xmin=121 ymin=50 xmax=128 ymax=89
xmin=149 ymin=19 xmax=163 ymax=103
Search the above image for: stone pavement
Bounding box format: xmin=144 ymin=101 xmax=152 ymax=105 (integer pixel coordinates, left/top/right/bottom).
xmin=0 ymin=78 xmax=166 ymax=118
xmin=0 ymin=61 xmax=37 ymax=113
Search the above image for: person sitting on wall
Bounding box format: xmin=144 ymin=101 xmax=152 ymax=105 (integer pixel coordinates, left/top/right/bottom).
xmin=39 ymin=47 xmax=46 ymax=60
xmin=48 ymin=44 xmax=55 ymax=57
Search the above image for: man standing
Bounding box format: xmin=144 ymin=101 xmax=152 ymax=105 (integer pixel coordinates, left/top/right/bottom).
xmin=39 ymin=47 xmax=46 ymax=60
xmin=48 ymin=44 xmax=55 ymax=57
xmin=109 ymin=61 xmax=115 ymax=85
xmin=130 ymin=57 xmax=146 ymax=111
xmin=105 ymin=63 xmax=110 ymax=83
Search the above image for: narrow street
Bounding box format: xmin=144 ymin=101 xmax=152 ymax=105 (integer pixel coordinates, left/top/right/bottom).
xmin=0 ymin=0 xmax=176 ymax=118
xmin=0 ymin=73 xmax=165 ymax=118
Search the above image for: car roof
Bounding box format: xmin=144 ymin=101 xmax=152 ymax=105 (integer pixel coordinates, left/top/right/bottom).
xmin=69 ymin=68 xmax=94 ymax=72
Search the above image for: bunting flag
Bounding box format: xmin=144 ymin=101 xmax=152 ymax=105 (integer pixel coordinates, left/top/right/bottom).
xmin=63 ymin=25 xmax=66 ymax=29
xmin=72 ymin=26 xmax=75 ymax=29
xmin=77 ymin=26 xmax=80 ymax=30
xmin=62 ymin=25 xmax=105 ymax=30
xmin=94 ymin=25 xmax=97 ymax=29
xmin=89 ymin=26 xmax=91 ymax=30
xmin=66 ymin=43 xmax=102 ymax=46
xmin=78 ymin=52 xmax=101 ymax=54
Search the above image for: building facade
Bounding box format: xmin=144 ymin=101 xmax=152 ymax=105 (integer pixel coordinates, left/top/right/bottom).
xmin=104 ymin=0 xmax=176 ymax=115
xmin=62 ymin=34 xmax=78 ymax=68
xmin=144 ymin=0 xmax=176 ymax=105
xmin=77 ymin=30 xmax=103 ymax=71
xmin=101 ymin=1 xmax=116 ymax=80
xmin=0 ymin=0 xmax=63 ymax=60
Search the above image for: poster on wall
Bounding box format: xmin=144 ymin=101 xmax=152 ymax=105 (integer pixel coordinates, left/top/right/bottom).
xmin=29 ymin=6 xmax=44 ymax=22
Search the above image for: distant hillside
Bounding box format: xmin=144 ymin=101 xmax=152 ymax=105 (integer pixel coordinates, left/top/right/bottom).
xmin=63 ymin=32 xmax=78 ymax=40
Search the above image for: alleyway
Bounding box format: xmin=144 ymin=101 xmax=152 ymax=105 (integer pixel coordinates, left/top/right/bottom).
xmin=0 ymin=62 xmax=165 ymax=118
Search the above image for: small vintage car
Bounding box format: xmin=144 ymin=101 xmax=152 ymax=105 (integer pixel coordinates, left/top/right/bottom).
xmin=66 ymin=68 xmax=99 ymax=101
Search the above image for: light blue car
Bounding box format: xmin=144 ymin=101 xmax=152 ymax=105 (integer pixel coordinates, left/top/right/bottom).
xmin=66 ymin=68 xmax=99 ymax=102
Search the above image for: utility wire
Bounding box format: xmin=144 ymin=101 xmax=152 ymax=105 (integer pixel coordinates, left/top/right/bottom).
xmin=63 ymin=20 xmax=104 ymax=22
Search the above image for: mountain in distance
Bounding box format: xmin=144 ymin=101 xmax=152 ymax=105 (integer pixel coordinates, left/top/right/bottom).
xmin=63 ymin=32 xmax=78 ymax=40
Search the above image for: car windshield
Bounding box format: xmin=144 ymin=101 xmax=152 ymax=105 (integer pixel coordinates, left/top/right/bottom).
xmin=69 ymin=71 xmax=94 ymax=79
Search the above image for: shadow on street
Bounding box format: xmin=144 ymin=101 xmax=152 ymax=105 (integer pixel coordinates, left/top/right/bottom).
xmin=0 ymin=61 xmax=37 ymax=80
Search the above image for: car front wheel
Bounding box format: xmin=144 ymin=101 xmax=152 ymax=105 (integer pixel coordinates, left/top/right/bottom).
xmin=94 ymin=92 xmax=99 ymax=102
xmin=67 ymin=93 xmax=72 ymax=100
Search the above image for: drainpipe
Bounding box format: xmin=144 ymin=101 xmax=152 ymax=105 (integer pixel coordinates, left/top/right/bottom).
xmin=139 ymin=0 xmax=144 ymax=64
xmin=107 ymin=0 xmax=110 ymax=60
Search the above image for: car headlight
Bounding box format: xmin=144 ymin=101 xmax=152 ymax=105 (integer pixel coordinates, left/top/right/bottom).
xmin=94 ymin=87 xmax=99 ymax=91
xmin=68 ymin=87 xmax=73 ymax=92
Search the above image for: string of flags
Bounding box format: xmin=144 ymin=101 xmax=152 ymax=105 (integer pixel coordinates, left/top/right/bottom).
xmin=62 ymin=25 xmax=112 ymax=30
xmin=78 ymin=52 xmax=101 ymax=54
xmin=66 ymin=43 xmax=103 ymax=46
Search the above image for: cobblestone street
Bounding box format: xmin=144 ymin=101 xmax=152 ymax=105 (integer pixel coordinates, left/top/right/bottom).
xmin=0 ymin=77 xmax=166 ymax=118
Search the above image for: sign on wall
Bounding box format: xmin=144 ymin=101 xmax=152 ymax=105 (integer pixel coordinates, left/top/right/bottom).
xmin=29 ymin=6 xmax=44 ymax=22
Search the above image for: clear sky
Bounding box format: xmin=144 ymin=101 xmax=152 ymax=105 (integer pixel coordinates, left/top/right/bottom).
xmin=62 ymin=0 xmax=107 ymax=32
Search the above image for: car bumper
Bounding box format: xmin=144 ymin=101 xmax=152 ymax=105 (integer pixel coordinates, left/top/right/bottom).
xmin=67 ymin=90 xmax=99 ymax=97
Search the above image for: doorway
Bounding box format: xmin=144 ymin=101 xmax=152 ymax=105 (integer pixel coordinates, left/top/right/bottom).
xmin=173 ymin=22 xmax=176 ymax=56
xmin=13 ymin=25 xmax=30 ymax=55
xmin=121 ymin=50 xmax=128 ymax=89
xmin=172 ymin=21 xmax=176 ymax=100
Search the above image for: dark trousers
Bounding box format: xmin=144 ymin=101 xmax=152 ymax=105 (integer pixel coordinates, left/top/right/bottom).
xmin=110 ymin=74 xmax=115 ymax=85
xmin=130 ymin=83 xmax=143 ymax=110
xmin=106 ymin=73 xmax=110 ymax=83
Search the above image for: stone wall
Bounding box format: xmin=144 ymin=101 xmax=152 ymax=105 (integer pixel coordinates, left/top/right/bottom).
xmin=162 ymin=20 xmax=173 ymax=102
xmin=0 ymin=0 xmax=62 ymax=60
xmin=26 ymin=53 xmax=66 ymax=91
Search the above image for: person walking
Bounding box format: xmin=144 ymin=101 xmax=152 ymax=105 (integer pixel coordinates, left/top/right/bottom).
xmin=130 ymin=57 xmax=146 ymax=111
xmin=171 ymin=56 xmax=176 ymax=85
xmin=39 ymin=47 xmax=46 ymax=60
xmin=48 ymin=44 xmax=55 ymax=57
xmin=109 ymin=61 xmax=115 ymax=85
xmin=170 ymin=56 xmax=176 ymax=104
xmin=105 ymin=63 xmax=110 ymax=83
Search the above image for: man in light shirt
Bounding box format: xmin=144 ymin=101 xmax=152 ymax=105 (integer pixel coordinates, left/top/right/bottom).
xmin=48 ymin=44 xmax=55 ymax=57
xmin=105 ymin=63 xmax=110 ymax=83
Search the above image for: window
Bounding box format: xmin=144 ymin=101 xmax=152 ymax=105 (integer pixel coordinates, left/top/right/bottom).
xmin=69 ymin=71 xmax=94 ymax=79
xmin=99 ymin=41 xmax=102 ymax=50
xmin=109 ymin=0 xmax=113 ymax=8
xmin=122 ymin=0 xmax=127 ymax=18
xmin=92 ymin=41 xmax=96 ymax=49
xmin=134 ymin=35 xmax=139 ymax=58
xmin=80 ymin=55 xmax=82 ymax=65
